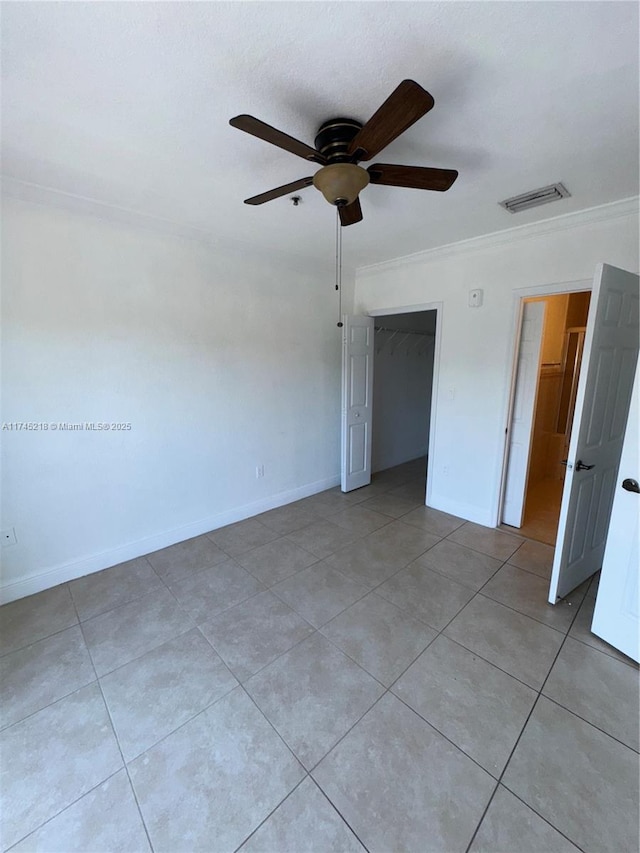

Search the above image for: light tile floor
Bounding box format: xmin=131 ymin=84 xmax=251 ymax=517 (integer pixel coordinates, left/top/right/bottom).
xmin=1 ymin=458 xmax=638 ymax=853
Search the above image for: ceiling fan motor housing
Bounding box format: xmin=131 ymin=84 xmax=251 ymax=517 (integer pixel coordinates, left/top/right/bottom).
xmin=314 ymin=118 xmax=362 ymax=163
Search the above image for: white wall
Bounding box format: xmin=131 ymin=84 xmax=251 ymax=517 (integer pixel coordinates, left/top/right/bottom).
xmin=372 ymin=330 xmax=434 ymax=472
xmin=354 ymin=199 xmax=639 ymax=526
xmin=1 ymin=197 xmax=343 ymax=602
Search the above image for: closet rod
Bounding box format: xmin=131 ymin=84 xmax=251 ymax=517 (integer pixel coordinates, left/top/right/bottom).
xmin=374 ymin=325 xmax=434 ymax=337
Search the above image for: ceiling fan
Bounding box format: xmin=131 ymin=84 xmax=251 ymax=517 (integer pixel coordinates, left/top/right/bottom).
xmin=229 ymin=80 xmax=458 ymax=226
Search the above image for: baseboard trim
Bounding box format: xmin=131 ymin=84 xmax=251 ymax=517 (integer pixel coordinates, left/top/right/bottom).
xmin=427 ymin=495 xmax=494 ymax=528
xmin=0 ymin=474 xmax=341 ymax=604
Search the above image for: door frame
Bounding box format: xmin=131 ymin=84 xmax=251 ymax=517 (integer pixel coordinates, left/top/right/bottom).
xmin=366 ymin=301 xmax=443 ymax=506
xmin=496 ymin=279 xmax=592 ymax=529
xmin=501 ymin=300 xmax=546 ymax=528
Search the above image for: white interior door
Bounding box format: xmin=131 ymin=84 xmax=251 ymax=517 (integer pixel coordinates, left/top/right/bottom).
xmin=502 ymin=301 xmax=546 ymax=527
xmin=341 ymin=315 xmax=374 ymax=492
xmin=549 ymin=264 xmax=640 ymax=603
xmin=591 ymin=358 xmax=639 ymax=661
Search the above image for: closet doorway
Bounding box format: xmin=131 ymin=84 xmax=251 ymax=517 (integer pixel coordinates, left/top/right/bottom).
xmin=502 ymin=290 xmax=591 ymax=544
xmin=370 ymin=309 xmax=438 ymax=504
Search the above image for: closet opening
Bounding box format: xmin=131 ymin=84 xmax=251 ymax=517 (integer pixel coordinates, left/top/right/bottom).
xmin=370 ymin=310 xmax=437 ymax=503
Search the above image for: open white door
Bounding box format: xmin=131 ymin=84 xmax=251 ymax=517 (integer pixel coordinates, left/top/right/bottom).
xmin=341 ymin=315 xmax=374 ymax=492
xmin=591 ymin=358 xmax=639 ymax=662
xmin=549 ymin=264 xmax=640 ymax=603
xmin=502 ymin=301 xmax=546 ymax=527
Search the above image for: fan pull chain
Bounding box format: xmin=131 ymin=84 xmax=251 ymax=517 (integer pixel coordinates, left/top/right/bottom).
xmin=336 ymin=206 xmax=343 ymax=328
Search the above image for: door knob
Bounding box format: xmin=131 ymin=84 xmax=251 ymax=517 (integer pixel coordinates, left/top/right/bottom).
xmin=575 ymin=459 xmax=595 ymax=471
xmin=622 ymin=478 xmax=640 ymax=493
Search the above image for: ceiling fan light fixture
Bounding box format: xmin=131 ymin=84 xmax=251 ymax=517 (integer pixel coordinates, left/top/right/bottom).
xmin=312 ymin=163 xmax=370 ymax=206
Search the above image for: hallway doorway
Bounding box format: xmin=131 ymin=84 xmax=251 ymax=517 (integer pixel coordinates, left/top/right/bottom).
xmin=503 ymin=291 xmax=591 ymax=544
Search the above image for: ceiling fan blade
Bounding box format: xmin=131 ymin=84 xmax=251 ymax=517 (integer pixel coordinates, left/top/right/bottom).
xmin=347 ymin=80 xmax=435 ymax=161
xmin=244 ymin=176 xmax=314 ymax=205
xmin=230 ymin=115 xmax=325 ymax=164
xmin=368 ymin=163 xmax=458 ymax=192
xmin=339 ymin=198 xmax=363 ymax=226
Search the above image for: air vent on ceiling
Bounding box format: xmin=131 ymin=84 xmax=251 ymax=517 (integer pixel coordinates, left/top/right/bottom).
xmin=499 ymin=183 xmax=571 ymax=214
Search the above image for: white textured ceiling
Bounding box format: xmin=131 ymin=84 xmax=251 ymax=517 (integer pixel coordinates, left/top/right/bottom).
xmin=2 ymin=2 xmax=638 ymax=268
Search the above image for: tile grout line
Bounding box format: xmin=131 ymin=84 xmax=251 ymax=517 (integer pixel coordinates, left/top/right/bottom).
xmin=71 ymin=581 xmax=175 ymax=630
xmin=408 ymin=631 xmax=541 ymax=694
xmin=242 ymin=558 xmax=323 ymax=590
xmin=77 ymin=577 xmax=196 ymax=632
xmin=95 ymin=686 xmax=156 ymax=853
xmin=1 ymin=624 xmax=238 ymax=748
xmin=282 ymin=529 xmax=366 ymax=560
xmin=0 ymin=674 xmax=99 ymax=735
xmin=71 ymin=545 xmax=238 ymax=628
xmin=198 ymin=619 xmax=316 ymax=690
xmin=4 ymin=767 xmax=126 ymax=852
xmin=363 ymin=562 xmax=536 ymax=781
xmin=115 ymin=682 xmax=240 ymax=767
xmin=0 ymin=586 xmax=82 ymax=660
xmin=474 ymin=587 xmax=583 ymax=635
xmin=268 ymin=569 xmax=374 ymax=631
xmin=312 ymin=577 xmax=501 ymax=779
xmin=223 ymin=487 xmax=501 ymax=793
xmin=83 ymin=589 xmax=198 ymax=679
xmin=237 ymin=633 xmax=391 ymax=783
xmin=411 ymin=557 xmax=577 ymax=690
xmin=72 ymin=593 xmax=157 ymax=853
xmin=495 ymin=785 xmax=587 ymax=853
xmin=568 ymin=629 xmax=638 ymax=669
xmin=230 ymin=776 xmax=311 ymax=853
xmin=312 ymin=783 xmax=371 ymax=853
xmin=88 ymin=615 xmax=244 ymax=770
xmin=324 ymin=522 xmax=464 ymax=594
xmin=247 ymin=529 xmax=510 ymax=701
xmin=7 ymin=532 xmax=416 ymax=737
xmin=224 ymin=559 xmax=510 ymax=799
xmin=441 ymin=539 xmax=522 ymax=563
xmin=539 ymin=689 xmax=640 ymax=755
xmin=277 ymin=536 xmax=589 ymax=849
xmin=389 ymin=689 xmax=500 ymax=779
xmin=232 ymin=681 xmax=372 ymax=851
xmin=303 ymin=549 xmax=514 ymax=801
xmin=463 ymin=589 xmax=589 ymax=853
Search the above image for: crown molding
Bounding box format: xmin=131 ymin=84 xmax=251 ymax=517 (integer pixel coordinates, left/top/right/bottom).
xmin=357 ymin=196 xmax=639 ymax=279
xmin=3 ymin=175 xmax=635 ymax=281
xmin=0 ymin=175 xmax=334 ymax=276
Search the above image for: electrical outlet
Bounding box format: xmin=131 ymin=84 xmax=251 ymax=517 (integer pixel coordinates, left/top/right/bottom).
xmin=255 ymin=465 xmax=265 ymax=479
xmin=442 ymin=466 xmax=449 ymax=476
xmin=1 ymin=528 xmax=17 ymax=547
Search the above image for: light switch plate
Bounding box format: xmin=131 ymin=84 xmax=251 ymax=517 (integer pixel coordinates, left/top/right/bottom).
xmin=469 ymin=288 xmax=483 ymax=308
xmin=2 ymin=528 xmax=17 ymax=547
